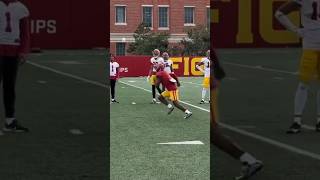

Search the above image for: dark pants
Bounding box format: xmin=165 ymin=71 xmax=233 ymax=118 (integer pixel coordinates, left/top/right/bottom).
xmin=110 ymin=79 xmax=116 ymax=99
xmin=0 ymin=56 xmax=19 ymax=118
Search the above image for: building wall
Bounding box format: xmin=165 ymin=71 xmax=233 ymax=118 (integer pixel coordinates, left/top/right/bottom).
xmin=110 ymin=0 xmax=210 ymax=55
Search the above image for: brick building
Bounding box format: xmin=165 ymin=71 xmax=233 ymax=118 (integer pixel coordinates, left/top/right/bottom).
xmin=110 ymin=0 xmax=210 ymax=55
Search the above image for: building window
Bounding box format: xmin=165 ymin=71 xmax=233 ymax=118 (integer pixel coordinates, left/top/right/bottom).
xmin=142 ymin=6 xmax=153 ymax=28
xmin=184 ymin=7 xmax=195 ymax=26
xmin=115 ymin=6 xmax=126 ymax=25
xmin=158 ymin=6 xmax=169 ymax=29
xmin=116 ymin=43 xmax=126 ymax=56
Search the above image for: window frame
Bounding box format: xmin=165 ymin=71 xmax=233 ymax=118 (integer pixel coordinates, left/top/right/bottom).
xmin=115 ymin=5 xmax=127 ymax=25
xmin=184 ymin=6 xmax=195 ymax=26
xmin=158 ymin=5 xmax=170 ymax=30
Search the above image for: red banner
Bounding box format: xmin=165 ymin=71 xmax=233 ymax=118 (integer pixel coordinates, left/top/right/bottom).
xmin=115 ymin=56 xmax=205 ymax=77
xmin=212 ymin=0 xmax=301 ymax=48
xmin=20 ymin=0 xmax=108 ymax=49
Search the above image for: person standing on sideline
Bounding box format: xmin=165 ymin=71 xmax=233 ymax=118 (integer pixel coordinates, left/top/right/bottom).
xmin=110 ymin=54 xmax=120 ymax=103
xmin=0 ymin=0 xmax=30 ymax=132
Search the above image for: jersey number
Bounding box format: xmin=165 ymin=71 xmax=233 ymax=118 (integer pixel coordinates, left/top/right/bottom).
xmin=111 ymin=65 xmax=114 ymax=72
xmin=207 ymin=61 xmax=210 ymax=68
xmin=312 ymin=2 xmax=320 ymax=20
xmin=5 ymin=12 xmax=12 ymax=32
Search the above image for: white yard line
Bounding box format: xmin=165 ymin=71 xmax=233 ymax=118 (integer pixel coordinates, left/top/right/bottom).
xmin=224 ymin=62 xmax=298 ymax=75
xmin=28 ymin=61 xmax=320 ymax=161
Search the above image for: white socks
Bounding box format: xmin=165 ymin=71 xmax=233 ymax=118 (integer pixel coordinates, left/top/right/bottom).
xmin=185 ymin=110 xmax=191 ymax=114
xmin=240 ymin=152 xmax=258 ymax=165
xmin=294 ymin=83 xmax=308 ymax=117
xmin=168 ymin=104 xmax=173 ymax=109
xmin=202 ymin=88 xmax=209 ymax=100
xmin=5 ymin=117 xmax=15 ymax=125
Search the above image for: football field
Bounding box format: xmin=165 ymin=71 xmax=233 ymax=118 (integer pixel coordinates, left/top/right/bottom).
xmin=110 ymin=77 xmax=210 ymax=179
xmin=0 ymin=50 xmax=108 ymax=180
xmin=213 ymin=48 xmax=320 ymax=180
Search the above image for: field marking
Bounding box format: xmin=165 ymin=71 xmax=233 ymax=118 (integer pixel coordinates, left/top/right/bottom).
xmin=223 ymin=61 xmax=298 ymax=75
xmin=69 ymin=129 xmax=84 ymax=135
xmin=28 ymin=61 xmax=320 ymax=161
xmin=157 ymin=141 xmax=204 ymax=145
xmin=223 ymin=61 xmax=317 ymax=132
xmin=27 ymin=61 xmax=109 ymax=88
xmin=119 ymin=81 xmax=320 ymax=161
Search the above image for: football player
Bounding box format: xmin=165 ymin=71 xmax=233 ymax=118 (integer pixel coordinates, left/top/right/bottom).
xmin=110 ymin=54 xmax=120 ymax=103
xmin=0 ymin=0 xmax=30 ymax=132
xmin=155 ymin=63 xmax=192 ymax=119
xmin=147 ymin=49 xmax=164 ymax=103
xmin=162 ymin=52 xmax=180 ymax=91
xmin=275 ymin=0 xmax=320 ymax=133
xmin=211 ymin=49 xmax=263 ymax=179
xmin=196 ymin=50 xmax=211 ymax=104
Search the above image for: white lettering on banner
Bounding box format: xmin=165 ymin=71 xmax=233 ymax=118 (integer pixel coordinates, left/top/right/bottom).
xmin=31 ymin=20 xmax=57 ymax=34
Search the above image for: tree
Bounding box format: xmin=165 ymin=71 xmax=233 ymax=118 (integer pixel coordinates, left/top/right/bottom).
xmin=179 ymin=25 xmax=210 ymax=56
xmin=127 ymin=23 xmax=169 ymax=55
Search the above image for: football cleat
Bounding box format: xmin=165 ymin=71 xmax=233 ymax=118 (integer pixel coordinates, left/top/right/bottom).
xmin=316 ymin=122 xmax=320 ymax=132
xmin=168 ymin=107 xmax=174 ymax=115
xmin=151 ymin=99 xmax=160 ymax=104
xmin=3 ymin=120 xmax=29 ymax=133
xmin=111 ymin=99 xmax=119 ymax=103
xmin=235 ymin=161 xmax=263 ymax=180
xmin=199 ymin=100 xmax=205 ymax=104
xmin=286 ymin=122 xmax=301 ymax=134
xmin=184 ymin=112 xmax=193 ymax=119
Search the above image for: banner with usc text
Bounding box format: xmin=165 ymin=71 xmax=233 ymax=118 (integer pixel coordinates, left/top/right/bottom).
xmin=115 ymin=56 xmax=206 ymax=77
xmin=212 ymin=0 xmax=301 ymax=48
xmin=20 ymin=0 xmax=108 ymax=49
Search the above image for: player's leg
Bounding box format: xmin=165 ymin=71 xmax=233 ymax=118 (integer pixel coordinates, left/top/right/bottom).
xmin=158 ymin=91 xmax=174 ymax=114
xmin=288 ymin=50 xmax=316 ymax=133
xmin=2 ymin=57 xmax=28 ymax=132
xmin=211 ymin=88 xmax=262 ymax=179
xmin=110 ymin=79 xmax=118 ymax=103
xmin=169 ymin=90 xmax=192 ymax=118
xmin=200 ymin=77 xmax=210 ymax=104
xmin=150 ymin=75 xmax=158 ymax=103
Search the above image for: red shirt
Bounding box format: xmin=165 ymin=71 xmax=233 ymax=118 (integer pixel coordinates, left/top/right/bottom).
xmin=156 ymin=70 xmax=177 ymax=91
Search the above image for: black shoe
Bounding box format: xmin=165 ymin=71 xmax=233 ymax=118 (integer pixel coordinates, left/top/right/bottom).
xmin=316 ymin=122 xmax=320 ymax=132
xmin=111 ymin=99 xmax=119 ymax=103
xmin=199 ymin=100 xmax=205 ymax=104
xmin=235 ymin=161 xmax=263 ymax=180
xmin=168 ymin=106 xmax=174 ymax=115
xmin=286 ymin=122 xmax=301 ymax=134
xmin=184 ymin=112 xmax=193 ymax=119
xmin=3 ymin=120 xmax=29 ymax=133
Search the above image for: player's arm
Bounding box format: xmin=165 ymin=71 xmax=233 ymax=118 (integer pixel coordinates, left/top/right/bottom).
xmin=147 ymin=64 xmax=153 ymax=81
xmin=19 ymin=17 xmax=31 ymax=64
xmin=196 ymin=61 xmax=205 ymax=73
xmin=155 ymin=76 xmax=162 ymax=93
xmin=275 ymin=1 xmax=302 ymax=35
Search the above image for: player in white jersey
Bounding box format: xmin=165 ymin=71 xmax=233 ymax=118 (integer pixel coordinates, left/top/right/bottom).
xmin=162 ymin=52 xmax=180 ymax=90
xmin=196 ymin=50 xmax=211 ymax=104
xmin=110 ymin=54 xmax=120 ymax=103
xmin=275 ymin=0 xmax=320 ymax=133
xmin=0 ymin=0 xmax=30 ymax=133
xmin=147 ymin=49 xmax=164 ymax=103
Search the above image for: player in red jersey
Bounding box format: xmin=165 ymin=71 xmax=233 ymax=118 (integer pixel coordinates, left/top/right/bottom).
xmin=0 ymin=0 xmax=30 ymax=133
xmin=211 ymin=49 xmax=263 ymax=180
xmin=155 ymin=63 xmax=192 ymax=119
